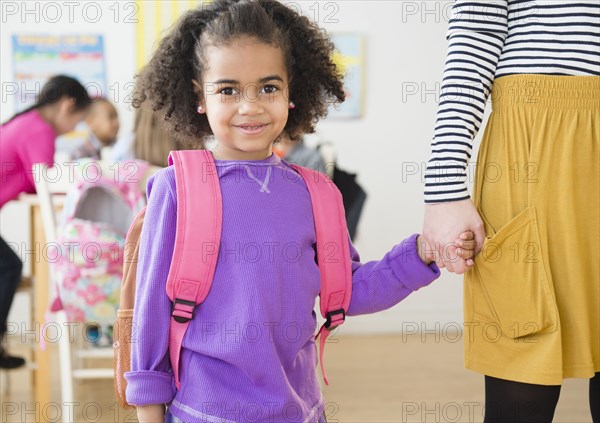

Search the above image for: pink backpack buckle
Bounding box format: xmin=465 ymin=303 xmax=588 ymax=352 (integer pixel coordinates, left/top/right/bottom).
xmin=171 ymin=298 xmax=196 ymax=324
xmin=324 ymin=309 xmax=346 ymax=329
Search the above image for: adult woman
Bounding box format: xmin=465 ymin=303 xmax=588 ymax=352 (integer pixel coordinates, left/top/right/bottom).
xmin=422 ymin=2 xmax=599 ymax=422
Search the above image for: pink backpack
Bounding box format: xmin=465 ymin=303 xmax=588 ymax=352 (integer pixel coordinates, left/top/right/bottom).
xmin=114 ymin=150 xmax=352 ymax=408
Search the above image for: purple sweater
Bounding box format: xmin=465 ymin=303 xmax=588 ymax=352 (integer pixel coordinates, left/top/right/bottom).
xmin=125 ymin=154 xmax=440 ymax=423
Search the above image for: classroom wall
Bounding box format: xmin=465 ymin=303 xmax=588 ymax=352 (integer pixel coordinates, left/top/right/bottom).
xmin=1 ymin=1 xmax=489 ymax=334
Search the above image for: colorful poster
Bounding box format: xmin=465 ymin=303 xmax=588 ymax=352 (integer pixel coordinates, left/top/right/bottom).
xmin=12 ymin=34 xmax=107 ymax=112
xmin=330 ymin=33 xmax=365 ymax=119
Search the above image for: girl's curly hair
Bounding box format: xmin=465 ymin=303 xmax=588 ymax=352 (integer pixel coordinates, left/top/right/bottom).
xmin=133 ymin=0 xmax=345 ymax=145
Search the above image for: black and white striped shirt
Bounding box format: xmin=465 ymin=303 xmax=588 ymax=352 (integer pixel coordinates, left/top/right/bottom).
xmin=425 ymin=0 xmax=600 ymax=203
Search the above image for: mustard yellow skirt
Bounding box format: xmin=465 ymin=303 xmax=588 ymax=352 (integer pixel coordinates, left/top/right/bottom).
xmin=464 ymin=74 xmax=600 ymax=385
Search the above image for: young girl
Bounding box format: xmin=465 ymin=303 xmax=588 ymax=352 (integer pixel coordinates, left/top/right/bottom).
xmin=0 ymin=75 xmax=91 ymax=368
xmin=124 ymin=2 xmax=475 ymax=422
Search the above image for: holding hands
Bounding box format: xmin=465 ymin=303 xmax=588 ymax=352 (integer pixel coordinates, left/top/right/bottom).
xmin=417 ymin=228 xmax=478 ymax=266
xmin=421 ymin=199 xmax=486 ymax=273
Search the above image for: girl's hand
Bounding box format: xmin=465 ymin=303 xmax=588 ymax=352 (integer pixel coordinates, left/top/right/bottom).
xmin=455 ymin=230 xmax=477 ymax=267
xmin=136 ymin=404 xmax=166 ymax=423
xmin=417 ymin=232 xmax=477 ymax=266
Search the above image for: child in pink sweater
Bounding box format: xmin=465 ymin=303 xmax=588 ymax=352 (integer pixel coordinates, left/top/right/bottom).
xmin=0 ymin=75 xmax=91 ymax=368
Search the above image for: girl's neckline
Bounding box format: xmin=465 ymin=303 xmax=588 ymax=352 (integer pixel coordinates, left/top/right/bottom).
xmin=210 ymin=151 xmax=281 ymax=166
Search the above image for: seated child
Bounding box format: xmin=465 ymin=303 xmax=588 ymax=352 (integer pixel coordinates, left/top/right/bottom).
xmin=70 ymin=98 xmax=119 ymax=160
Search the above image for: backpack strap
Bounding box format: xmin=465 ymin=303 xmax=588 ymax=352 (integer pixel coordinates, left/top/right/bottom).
xmin=290 ymin=164 xmax=352 ymax=385
xmin=166 ymin=150 xmax=222 ymax=389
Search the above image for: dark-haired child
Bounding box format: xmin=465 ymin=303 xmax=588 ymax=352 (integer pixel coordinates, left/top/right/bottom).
xmin=0 ymin=75 xmax=91 ymax=368
xmin=70 ymin=98 xmax=120 ymax=160
xmin=124 ymin=2 xmax=476 ymax=422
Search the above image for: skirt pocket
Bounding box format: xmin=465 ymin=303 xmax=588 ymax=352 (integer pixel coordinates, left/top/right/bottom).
xmin=470 ymin=206 xmax=558 ymax=338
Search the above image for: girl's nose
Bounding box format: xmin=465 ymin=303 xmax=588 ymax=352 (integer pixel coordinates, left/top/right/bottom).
xmin=239 ymin=101 xmax=263 ymax=115
xmin=238 ymin=91 xmax=264 ymax=115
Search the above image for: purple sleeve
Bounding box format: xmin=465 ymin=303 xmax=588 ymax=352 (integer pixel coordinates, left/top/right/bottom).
xmin=347 ymin=234 xmax=441 ymax=316
xmin=125 ymin=169 xmax=177 ymax=405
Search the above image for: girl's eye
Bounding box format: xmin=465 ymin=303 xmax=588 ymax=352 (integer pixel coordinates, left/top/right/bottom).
xmin=219 ymin=87 xmax=238 ymax=96
xmin=261 ymin=85 xmax=279 ymax=94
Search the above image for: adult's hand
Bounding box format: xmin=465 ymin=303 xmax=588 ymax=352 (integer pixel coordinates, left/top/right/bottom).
xmin=423 ymin=199 xmax=486 ymax=274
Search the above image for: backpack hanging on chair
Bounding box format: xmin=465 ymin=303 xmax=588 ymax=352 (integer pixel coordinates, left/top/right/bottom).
xmin=52 ymin=160 xmax=149 ymax=327
xmin=114 ymin=150 xmax=353 ymax=408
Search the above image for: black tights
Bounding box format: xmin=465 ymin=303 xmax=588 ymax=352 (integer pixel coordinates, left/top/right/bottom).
xmin=0 ymin=235 xmax=23 ymax=339
xmin=484 ymin=373 xmax=600 ymax=423
xmin=591 ymin=373 xmax=600 ymax=423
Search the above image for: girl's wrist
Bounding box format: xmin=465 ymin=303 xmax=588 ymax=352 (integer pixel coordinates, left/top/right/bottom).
xmin=416 ymin=235 xmax=433 ymax=265
xmin=136 ymin=404 xmax=166 ymax=423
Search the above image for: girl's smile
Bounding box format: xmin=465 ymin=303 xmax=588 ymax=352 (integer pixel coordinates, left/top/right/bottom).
xmin=233 ymin=122 xmax=270 ymax=135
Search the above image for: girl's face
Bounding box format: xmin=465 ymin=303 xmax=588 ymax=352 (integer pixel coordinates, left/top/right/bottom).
xmin=198 ymin=37 xmax=290 ymax=161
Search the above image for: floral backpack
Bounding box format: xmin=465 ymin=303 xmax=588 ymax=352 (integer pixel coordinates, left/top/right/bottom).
xmin=51 ymin=160 xmax=149 ymax=327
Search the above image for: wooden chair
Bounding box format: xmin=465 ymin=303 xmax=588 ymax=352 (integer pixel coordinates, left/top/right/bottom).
xmin=32 ymin=163 xmax=114 ymax=423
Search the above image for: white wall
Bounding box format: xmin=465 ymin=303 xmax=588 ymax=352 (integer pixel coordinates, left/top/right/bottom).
xmin=307 ymin=1 xmax=488 ymax=333
xmin=1 ymin=1 xmax=489 ymax=333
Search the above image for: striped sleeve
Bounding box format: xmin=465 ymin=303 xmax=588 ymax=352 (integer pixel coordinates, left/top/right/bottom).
xmin=497 ymin=1 xmax=600 ymax=77
xmin=425 ymin=0 xmax=508 ymax=203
